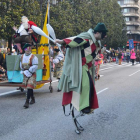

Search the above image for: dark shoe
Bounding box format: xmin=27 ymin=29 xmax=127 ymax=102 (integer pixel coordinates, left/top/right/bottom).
xmin=81 ymin=107 xmax=91 ymax=114
xmin=98 ymin=74 xmax=100 ymax=79
xmin=23 ymin=99 xmax=29 ymax=108
xmin=95 ymin=76 xmax=98 ymax=81
xmin=57 ymin=89 xmax=61 ymax=92
xmin=30 ymin=96 xmax=35 ymax=104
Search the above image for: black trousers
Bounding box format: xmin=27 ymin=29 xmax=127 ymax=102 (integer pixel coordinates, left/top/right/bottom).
xmin=131 ymin=59 xmax=134 ymax=65
xmin=27 ymin=89 xmax=34 ymax=99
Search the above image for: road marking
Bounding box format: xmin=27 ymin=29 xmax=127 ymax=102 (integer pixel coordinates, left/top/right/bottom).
xmin=100 ymin=67 xmax=113 ymax=71
xmin=97 ymin=88 xmax=108 ymax=94
xmin=0 ymin=90 xmax=19 ymax=97
xmin=129 ymin=70 xmax=140 ymax=76
xmin=100 ymin=63 xmax=136 ymax=71
xmin=101 ymin=63 xmax=118 ymax=67
xmin=118 ymin=63 xmax=130 ymax=66
xmin=0 ymin=80 xmax=59 ymax=97
xmin=44 ymin=80 xmax=58 ymax=85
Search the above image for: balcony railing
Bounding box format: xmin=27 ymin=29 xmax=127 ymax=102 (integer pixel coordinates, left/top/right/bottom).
xmin=123 ymin=13 xmax=139 ymax=17
xmin=121 ymin=4 xmax=139 ymax=9
xmin=127 ymin=30 xmax=140 ymax=34
xmin=126 ymin=21 xmax=140 ymax=26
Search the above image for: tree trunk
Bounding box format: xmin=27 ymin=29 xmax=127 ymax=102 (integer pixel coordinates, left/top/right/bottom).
xmin=8 ymin=37 xmax=12 ymax=50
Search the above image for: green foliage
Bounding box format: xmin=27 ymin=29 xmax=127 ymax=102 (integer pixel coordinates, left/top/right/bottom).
xmin=50 ymin=0 xmax=127 ymax=49
xmin=0 ymin=0 xmax=41 ymax=48
xmin=50 ymin=0 xmax=93 ymax=38
xmin=0 ymin=0 xmax=127 ymax=49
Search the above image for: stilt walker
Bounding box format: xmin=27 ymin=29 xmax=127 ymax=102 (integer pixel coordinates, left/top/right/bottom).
xmin=55 ymin=23 xmax=108 ymax=134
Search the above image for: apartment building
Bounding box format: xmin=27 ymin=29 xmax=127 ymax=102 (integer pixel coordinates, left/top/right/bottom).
xmin=118 ymin=0 xmax=140 ymax=48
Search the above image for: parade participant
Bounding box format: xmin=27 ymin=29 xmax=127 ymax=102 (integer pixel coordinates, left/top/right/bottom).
xmin=20 ymin=43 xmax=38 ymax=108
xmin=118 ymin=51 xmax=122 ymax=65
xmin=13 ymin=16 xmax=37 ymax=54
xmin=103 ymin=50 xmax=107 ymax=63
xmin=95 ymin=53 xmax=103 ymax=80
xmin=112 ymin=49 xmax=115 ymax=61
xmin=126 ymin=49 xmax=130 ymax=63
xmin=115 ymin=50 xmax=119 ymax=64
xmin=136 ymin=49 xmax=140 ymax=63
xmin=50 ymin=46 xmax=64 ymax=92
xmin=130 ymin=49 xmax=136 ymax=65
xmin=55 ymin=23 xmax=108 ymax=133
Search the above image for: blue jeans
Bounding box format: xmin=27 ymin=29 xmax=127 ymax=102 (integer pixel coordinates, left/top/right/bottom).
xmin=126 ymin=56 xmax=130 ymax=63
xmin=116 ymin=57 xmax=118 ymax=64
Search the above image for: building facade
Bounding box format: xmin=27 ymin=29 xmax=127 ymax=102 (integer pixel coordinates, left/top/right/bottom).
xmin=118 ymin=0 xmax=140 ymax=47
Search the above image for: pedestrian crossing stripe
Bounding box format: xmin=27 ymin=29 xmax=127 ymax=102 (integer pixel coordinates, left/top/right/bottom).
xmin=100 ymin=63 xmax=140 ymax=68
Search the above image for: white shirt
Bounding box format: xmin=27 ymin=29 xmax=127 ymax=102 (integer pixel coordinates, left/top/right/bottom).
xmin=20 ymin=54 xmax=38 ymax=77
xmin=53 ymin=52 xmax=64 ymax=64
xmin=17 ymin=24 xmax=29 ymax=36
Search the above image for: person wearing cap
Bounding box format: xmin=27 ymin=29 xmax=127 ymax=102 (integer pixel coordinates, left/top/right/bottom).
xmin=50 ymin=46 xmax=64 ymax=92
xmin=20 ymin=43 xmax=38 ymax=108
xmin=55 ymin=23 xmax=108 ymax=115
xmin=54 ymin=23 xmax=108 ymax=132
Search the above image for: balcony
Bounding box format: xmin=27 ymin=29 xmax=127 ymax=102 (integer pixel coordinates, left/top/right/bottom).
xmin=134 ymin=0 xmax=139 ymax=2
xmin=121 ymin=4 xmax=139 ymax=9
xmin=123 ymin=13 xmax=139 ymax=17
xmin=126 ymin=21 xmax=140 ymax=26
xmin=127 ymin=30 xmax=140 ymax=35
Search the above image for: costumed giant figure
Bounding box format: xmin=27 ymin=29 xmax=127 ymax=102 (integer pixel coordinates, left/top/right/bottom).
xmin=55 ymin=23 xmax=108 ymax=134
xmin=13 ymin=16 xmax=38 ymax=54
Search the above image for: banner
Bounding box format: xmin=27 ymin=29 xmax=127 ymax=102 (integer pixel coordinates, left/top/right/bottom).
xmin=129 ymin=39 xmax=134 ymax=50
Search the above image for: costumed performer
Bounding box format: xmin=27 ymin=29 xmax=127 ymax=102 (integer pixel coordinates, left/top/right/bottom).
xmin=95 ymin=53 xmax=103 ymax=81
xmin=50 ymin=46 xmax=64 ymax=92
xmin=13 ymin=16 xmax=38 ymax=54
xmin=55 ymin=23 xmax=108 ymax=133
xmin=20 ymin=43 xmax=38 ymax=109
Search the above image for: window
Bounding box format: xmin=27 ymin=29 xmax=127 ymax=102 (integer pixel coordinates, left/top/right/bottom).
xmin=124 ymin=0 xmax=134 ymax=4
xmin=127 ymin=26 xmax=135 ymax=30
xmin=118 ymin=1 xmax=120 ymax=5
xmin=125 ymin=17 xmax=130 ymax=21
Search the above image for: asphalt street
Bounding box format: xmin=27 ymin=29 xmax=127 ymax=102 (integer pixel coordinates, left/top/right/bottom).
xmin=0 ymin=62 xmax=140 ymax=140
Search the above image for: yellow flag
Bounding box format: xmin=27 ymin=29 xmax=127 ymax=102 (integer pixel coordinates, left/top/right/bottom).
xmin=33 ymin=4 xmax=50 ymax=89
